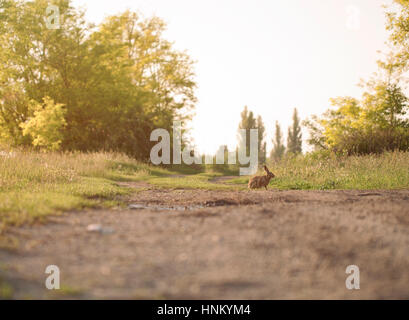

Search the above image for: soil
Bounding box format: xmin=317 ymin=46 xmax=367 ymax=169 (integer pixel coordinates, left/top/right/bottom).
xmin=1 ymin=185 xmax=409 ymax=299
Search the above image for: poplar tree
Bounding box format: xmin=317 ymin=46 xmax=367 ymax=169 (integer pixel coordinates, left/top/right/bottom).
xmin=270 ymin=121 xmax=285 ymax=161
xmin=287 ymin=108 xmax=302 ymax=154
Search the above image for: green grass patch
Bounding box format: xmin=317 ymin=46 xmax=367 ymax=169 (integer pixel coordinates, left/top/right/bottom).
xmin=1 ymin=150 xmax=408 ymax=233
xmin=48 ymin=285 xmax=84 ymax=298
xmin=0 ymin=151 xmax=139 ymax=231
xmin=228 ymin=151 xmax=409 ymax=190
xmin=0 ymin=150 xmax=240 ymax=232
xmin=147 ymin=172 xmax=245 ymax=190
xmin=0 ymin=276 xmax=13 ymax=299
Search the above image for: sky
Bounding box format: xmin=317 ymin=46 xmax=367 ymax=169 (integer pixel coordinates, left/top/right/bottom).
xmin=73 ymin=0 xmax=394 ymax=154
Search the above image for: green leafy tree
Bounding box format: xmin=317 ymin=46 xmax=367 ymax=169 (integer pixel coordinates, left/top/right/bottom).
xmin=0 ymin=85 xmax=32 ymax=146
xmin=20 ymin=97 xmax=67 ymax=151
xmin=386 ymin=0 xmax=409 ymax=71
xmin=0 ymin=0 xmax=196 ymax=159
xmin=287 ymin=108 xmax=302 ymax=154
xmin=302 ymin=114 xmax=326 ymax=150
xmin=303 ymin=1 xmax=409 ymax=154
xmin=304 ymin=83 xmax=409 ymax=154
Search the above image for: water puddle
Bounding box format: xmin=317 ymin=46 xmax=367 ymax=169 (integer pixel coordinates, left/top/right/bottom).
xmin=128 ymin=204 xmax=205 ymax=211
xmin=128 ymin=199 xmax=239 ymax=211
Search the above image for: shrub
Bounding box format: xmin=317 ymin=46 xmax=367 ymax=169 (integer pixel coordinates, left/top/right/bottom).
xmin=20 ymin=97 xmax=67 ymax=151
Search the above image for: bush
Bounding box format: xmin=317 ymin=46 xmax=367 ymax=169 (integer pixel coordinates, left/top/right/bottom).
xmin=20 ymin=97 xmax=67 ymax=151
xmin=304 ymin=83 xmax=409 ymax=154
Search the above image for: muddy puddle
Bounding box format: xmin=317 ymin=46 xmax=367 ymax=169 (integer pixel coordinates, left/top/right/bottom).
xmin=129 ymin=204 xmax=204 ymax=211
xmin=128 ymin=199 xmax=240 ymax=211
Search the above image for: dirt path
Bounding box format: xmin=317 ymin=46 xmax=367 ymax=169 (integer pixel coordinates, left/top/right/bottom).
xmin=208 ymin=176 xmax=241 ymax=185
xmin=1 ymin=187 xmax=409 ymax=299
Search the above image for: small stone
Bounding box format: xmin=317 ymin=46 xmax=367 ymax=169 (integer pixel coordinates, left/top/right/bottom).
xmin=87 ymin=224 xmax=102 ymax=232
xmin=87 ymin=224 xmax=114 ymax=234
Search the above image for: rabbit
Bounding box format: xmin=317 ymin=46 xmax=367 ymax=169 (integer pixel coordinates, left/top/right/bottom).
xmin=248 ymin=165 xmax=275 ymax=190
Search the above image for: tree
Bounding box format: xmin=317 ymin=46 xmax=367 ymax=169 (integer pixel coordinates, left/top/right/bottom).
xmin=0 ymin=84 xmax=32 ymax=146
xmin=256 ymin=115 xmax=266 ymax=164
xmin=237 ymin=106 xmax=266 ymax=164
xmin=20 ymin=97 xmax=67 ymax=151
xmin=385 ymin=0 xmax=409 ymax=72
xmin=287 ymin=108 xmax=302 ymax=154
xmin=238 ymin=106 xmax=257 ymax=157
xmin=214 ymin=144 xmax=229 ymax=172
xmin=303 ymin=83 xmax=409 ymax=154
xmin=302 ymin=114 xmax=326 ymax=150
xmin=270 ymin=121 xmax=286 ymax=161
xmin=0 ymin=1 xmax=197 ymax=159
xmin=303 ymin=1 xmax=409 ymax=154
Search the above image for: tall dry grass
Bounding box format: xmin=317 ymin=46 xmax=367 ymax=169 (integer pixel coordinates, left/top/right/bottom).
xmin=0 ymin=151 xmax=137 ymax=229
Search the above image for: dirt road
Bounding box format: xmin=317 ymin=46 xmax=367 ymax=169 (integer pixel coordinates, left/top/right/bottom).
xmin=1 ymin=186 xmax=409 ymax=299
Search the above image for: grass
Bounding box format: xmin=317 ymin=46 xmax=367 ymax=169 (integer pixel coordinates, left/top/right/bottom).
xmin=227 ymin=151 xmax=409 ymax=190
xmin=0 ymin=278 xmax=13 ymax=299
xmin=0 ymin=149 xmax=408 ymax=235
xmin=107 ymin=160 xmax=244 ymax=190
xmin=0 ymin=151 xmax=135 ymax=230
xmin=48 ymin=285 xmax=85 ymax=298
xmin=0 ymin=150 xmax=407 ymax=299
xmin=147 ymin=172 xmax=244 ymax=190
xmin=0 ymin=150 xmax=242 ymax=233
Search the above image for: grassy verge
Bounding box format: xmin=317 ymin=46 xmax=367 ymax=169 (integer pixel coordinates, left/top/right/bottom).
xmin=0 ymin=151 xmax=135 ymax=230
xmin=105 ymin=159 xmax=245 ymax=190
xmin=1 ymin=150 xmax=408 ymax=234
xmin=0 ymin=150 xmax=242 ymax=234
xmin=0 ymin=277 xmax=13 ymax=299
xmin=0 ymin=152 xmax=134 ymax=248
xmin=227 ymin=151 xmax=409 ymax=190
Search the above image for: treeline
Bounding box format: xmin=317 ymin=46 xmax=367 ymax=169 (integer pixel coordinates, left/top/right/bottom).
xmin=219 ymin=1 xmax=409 ymax=162
xmin=1 ymin=0 xmax=408 ymax=163
xmin=228 ymin=106 xmax=303 ymax=164
xmin=0 ymin=0 xmax=196 ymax=159
xmin=303 ymin=0 xmax=409 ymax=155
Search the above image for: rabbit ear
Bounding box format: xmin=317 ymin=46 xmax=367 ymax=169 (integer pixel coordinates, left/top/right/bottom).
xmin=263 ymin=165 xmax=269 ymax=173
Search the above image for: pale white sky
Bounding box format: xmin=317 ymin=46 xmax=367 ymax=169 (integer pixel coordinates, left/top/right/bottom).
xmin=73 ymin=0 xmax=393 ymax=154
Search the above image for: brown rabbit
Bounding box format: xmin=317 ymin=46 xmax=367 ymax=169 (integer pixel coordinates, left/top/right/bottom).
xmin=248 ymin=165 xmax=275 ymax=190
